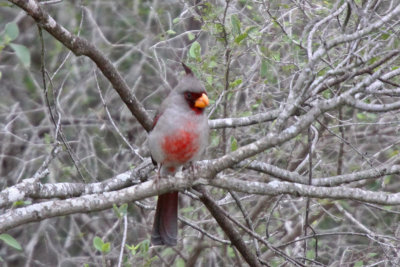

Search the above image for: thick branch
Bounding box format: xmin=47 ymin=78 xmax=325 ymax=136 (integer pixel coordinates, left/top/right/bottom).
xmin=0 ymin=174 xmax=192 ymax=233
xmin=240 ymin=160 xmax=400 ymax=186
xmin=344 ymin=97 xmax=400 ymax=112
xmin=0 ymin=160 xmax=153 ymax=208
xmin=209 ymin=110 xmax=279 ymax=129
xmin=210 ymin=177 xmax=400 ymax=205
xmin=196 ymin=186 xmax=262 ymax=267
xmin=3 ymin=173 xmax=400 ymax=233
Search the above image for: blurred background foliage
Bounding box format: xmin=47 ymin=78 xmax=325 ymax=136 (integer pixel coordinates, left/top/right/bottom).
xmin=1 ymin=0 xmax=400 ymax=266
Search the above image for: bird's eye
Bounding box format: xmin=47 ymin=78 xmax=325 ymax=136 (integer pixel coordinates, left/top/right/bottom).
xmin=185 ymin=92 xmax=192 ymax=99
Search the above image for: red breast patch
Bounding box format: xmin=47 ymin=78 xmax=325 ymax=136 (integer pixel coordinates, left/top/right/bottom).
xmin=162 ymin=127 xmax=199 ymax=164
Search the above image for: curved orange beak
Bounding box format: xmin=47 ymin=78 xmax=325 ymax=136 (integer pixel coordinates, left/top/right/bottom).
xmin=194 ymin=93 xmax=209 ymax=108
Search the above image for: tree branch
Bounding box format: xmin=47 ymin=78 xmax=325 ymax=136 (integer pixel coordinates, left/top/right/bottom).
xmin=3 ymin=171 xmax=400 ymax=233
xmin=239 ymin=160 xmax=400 ymax=186
xmin=208 ymin=110 xmax=279 ymax=129
xmin=196 ymin=185 xmax=263 ymax=267
xmin=0 ymin=160 xmax=153 ymax=208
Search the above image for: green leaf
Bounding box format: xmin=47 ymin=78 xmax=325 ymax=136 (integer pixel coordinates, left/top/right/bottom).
xmin=113 ymin=204 xmax=120 ymax=217
xmin=354 ymin=261 xmax=363 ymax=267
xmin=260 ymin=60 xmax=268 ymax=78
xmin=235 ymin=26 xmax=258 ymax=44
xmin=227 ymin=246 xmax=235 ymax=257
xmin=0 ymin=234 xmax=22 ymax=251
xmin=113 ymin=203 xmax=128 ymax=218
xmin=249 ymin=25 xmax=258 ymax=33
xmin=93 ymin=236 xmax=104 ymax=252
xmin=125 ymin=244 xmax=140 ymax=256
xmin=272 ymin=50 xmax=280 ymax=61
xmin=0 ymin=2 xmax=14 ymax=7
xmin=189 ymin=41 xmax=201 ymax=60
xmin=119 ymin=203 xmax=128 ymax=215
xmin=234 ymin=33 xmax=248 ymax=44
xmin=381 ymin=33 xmax=390 ymax=40
xmin=12 ymin=200 xmax=31 ymax=207
xmin=206 ymin=75 xmax=213 ymax=85
xmin=389 ymin=149 xmax=399 ymax=158
xmin=367 ymin=252 xmax=378 ymax=258
xmin=172 ymin=18 xmax=180 ymax=24
xmin=101 ymin=242 xmax=111 ymax=253
xmin=245 ymin=26 xmax=258 ymax=35
xmin=252 ymin=101 xmax=261 ymax=110
xmin=230 ymin=14 xmax=241 ymax=36
xmin=229 ymin=78 xmax=242 ymax=88
xmin=139 ymin=239 xmax=150 ymax=253
xmin=208 ymin=60 xmax=217 ymax=68
xmin=230 ymin=136 xmax=238 ymax=151
xmin=306 ymin=249 xmax=315 ymax=259
xmin=5 ymin=22 xmax=19 ymax=42
xmin=145 ymin=256 xmax=158 ymax=267
xmin=368 ymin=57 xmax=377 ymax=64
xmin=322 ymin=90 xmax=331 ymax=99
xmin=187 ymin=32 xmax=195 ymax=41
xmin=9 ymin=43 xmax=30 ymax=67
xmin=239 ymin=111 xmax=252 ymax=117
xmin=384 ymin=175 xmax=392 ymax=185
xmin=44 ymin=133 xmax=52 ymax=145
xmin=176 ymin=258 xmax=185 ymax=267
xmin=227 ymin=92 xmax=233 ymax=100
xmin=180 ymin=206 xmax=194 ymax=213
xmin=214 ymin=23 xmax=224 ymax=33
xmin=210 ymin=132 xmax=220 ymax=147
xmin=166 ymin=29 xmax=176 ymax=35
xmin=356 ymin=113 xmax=366 ymax=121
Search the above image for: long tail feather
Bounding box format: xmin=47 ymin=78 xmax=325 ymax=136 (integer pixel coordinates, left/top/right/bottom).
xmin=151 ymin=192 xmax=178 ymax=246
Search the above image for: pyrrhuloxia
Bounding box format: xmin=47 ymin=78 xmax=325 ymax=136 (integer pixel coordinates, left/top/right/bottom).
xmin=149 ymin=64 xmax=209 ymax=246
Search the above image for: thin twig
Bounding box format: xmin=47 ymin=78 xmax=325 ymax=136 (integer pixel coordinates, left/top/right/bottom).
xmin=117 ymin=215 xmax=128 ymax=267
xmin=94 ymin=70 xmax=144 ymax=161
